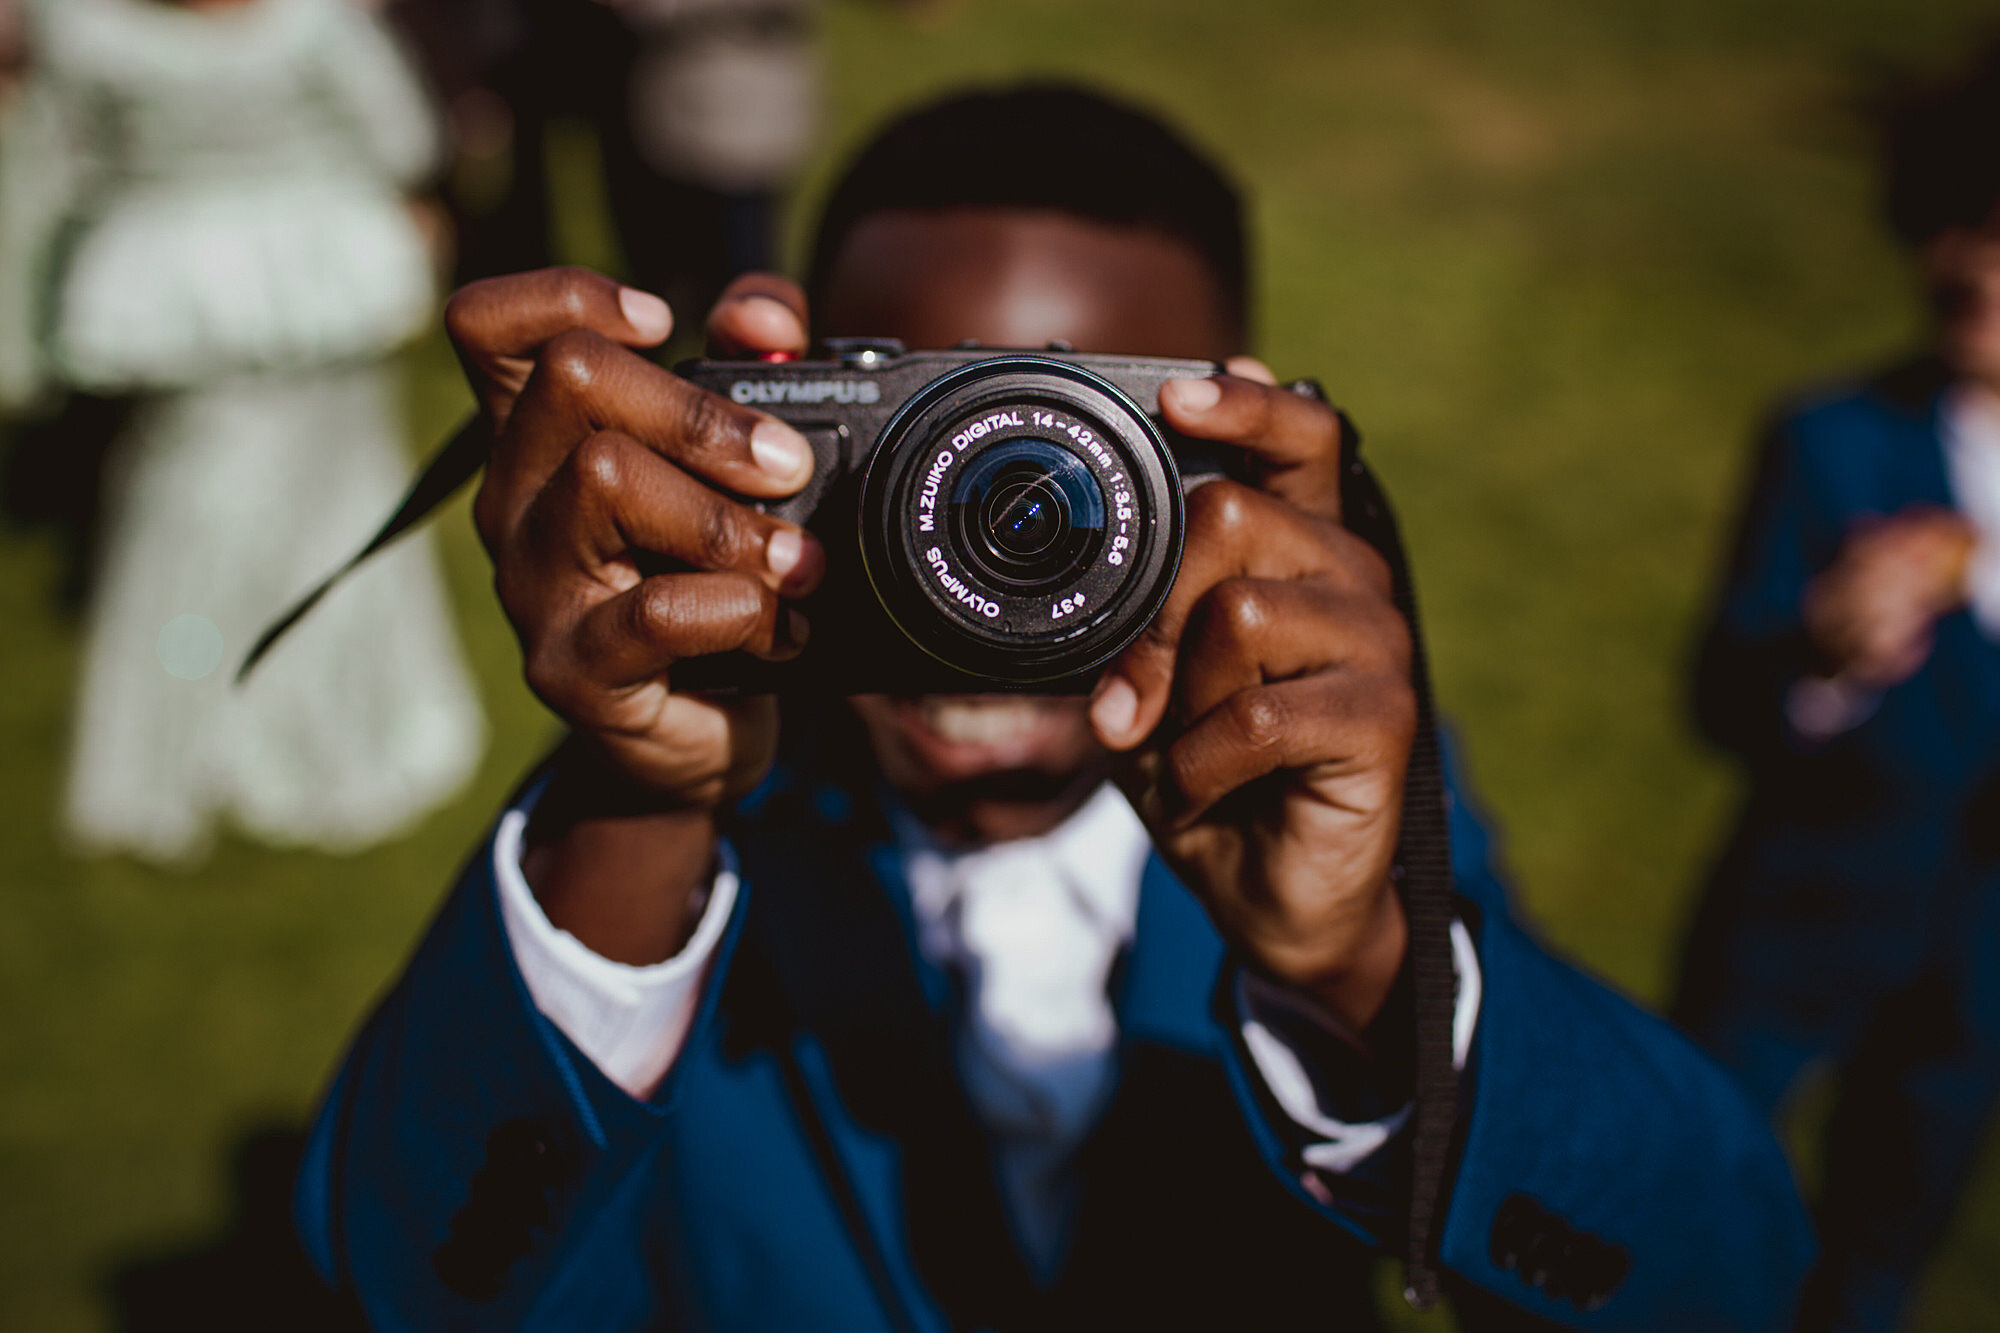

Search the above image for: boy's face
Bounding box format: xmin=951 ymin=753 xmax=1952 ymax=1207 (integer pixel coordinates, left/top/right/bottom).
xmin=1925 ymin=212 xmax=2000 ymax=391
xmin=816 ymin=207 xmax=1240 ymax=845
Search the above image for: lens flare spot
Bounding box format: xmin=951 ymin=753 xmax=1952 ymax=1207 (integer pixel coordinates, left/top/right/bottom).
xmin=157 ymin=614 xmax=225 ymax=680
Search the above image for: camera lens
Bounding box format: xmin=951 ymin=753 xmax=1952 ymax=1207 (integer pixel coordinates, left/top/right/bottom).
xmin=858 ymin=355 xmax=1186 ymax=684
xmin=950 ymin=440 xmax=1104 ymax=589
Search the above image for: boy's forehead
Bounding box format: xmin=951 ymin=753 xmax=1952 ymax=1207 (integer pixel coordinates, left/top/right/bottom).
xmin=818 ymin=207 xmax=1239 ymax=361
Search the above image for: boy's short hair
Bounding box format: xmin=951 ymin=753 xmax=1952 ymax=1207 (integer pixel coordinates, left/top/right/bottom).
xmin=806 ymin=83 xmax=1249 ymax=337
xmin=1882 ymin=43 xmax=2000 ymax=247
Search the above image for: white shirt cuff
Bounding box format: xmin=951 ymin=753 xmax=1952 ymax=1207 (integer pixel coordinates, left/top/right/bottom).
xmin=492 ymin=780 xmax=738 ymax=1101
xmin=1238 ymin=918 xmax=1481 ymax=1175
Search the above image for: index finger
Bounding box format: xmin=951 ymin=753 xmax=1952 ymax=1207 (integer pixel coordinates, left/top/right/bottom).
xmin=1159 ymin=373 xmax=1346 ymax=521
xmin=705 ymin=273 xmax=811 ymax=359
xmin=479 ymin=328 xmax=817 ymax=545
xmin=445 ymin=267 xmax=674 ymax=428
xmin=1088 ymin=481 xmax=1389 ymax=750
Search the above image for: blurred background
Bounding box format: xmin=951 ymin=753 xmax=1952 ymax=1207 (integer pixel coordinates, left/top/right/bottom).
xmin=3 ymin=0 xmax=1999 ymax=1326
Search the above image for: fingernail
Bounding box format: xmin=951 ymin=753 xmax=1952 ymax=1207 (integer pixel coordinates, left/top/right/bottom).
xmin=1226 ymin=356 xmax=1279 ymax=386
xmin=751 ymin=420 xmax=813 ymax=483
xmin=1167 ymin=377 xmax=1222 ymax=413
xmin=1091 ymin=676 xmax=1138 ymax=741
xmin=742 ymin=292 xmax=804 ymax=342
xmin=767 ymin=528 xmax=803 ymax=578
xmin=618 ymin=286 xmax=672 ymax=342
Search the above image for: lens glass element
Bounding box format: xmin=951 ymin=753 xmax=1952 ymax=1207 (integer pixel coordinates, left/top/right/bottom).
xmin=948 ymin=439 xmax=1104 ymax=590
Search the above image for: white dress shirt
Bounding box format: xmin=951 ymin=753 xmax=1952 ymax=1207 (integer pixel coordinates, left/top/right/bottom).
xmin=492 ymin=776 xmax=741 ymax=1098
xmin=1943 ymin=384 xmax=2000 ymax=641
xmin=494 ymin=778 xmax=1480 ymax=1266
xmin=896 ymin=782 xmax=1152 ymax=1270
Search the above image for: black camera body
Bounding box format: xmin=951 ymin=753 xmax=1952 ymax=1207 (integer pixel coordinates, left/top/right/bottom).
xmin=674 ymin=339 xmax=1228 ymax=693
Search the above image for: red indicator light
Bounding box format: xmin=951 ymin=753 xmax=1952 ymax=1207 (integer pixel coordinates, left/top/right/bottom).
xmin=759 ymin=350 xmax=798 ymax=364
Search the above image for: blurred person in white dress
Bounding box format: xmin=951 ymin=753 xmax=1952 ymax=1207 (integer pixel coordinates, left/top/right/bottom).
xmin=0 ymin=0 xmax=484 ymax=865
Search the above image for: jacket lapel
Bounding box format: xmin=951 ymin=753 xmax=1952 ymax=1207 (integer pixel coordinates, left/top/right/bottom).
xmin=1112 ymin=852 xmax=1227 ymax=1055
xmin=726 ymin=772 xmax=1037 ymax=1329
xmin=1897 ymin=382 xmax=2000 ymax=770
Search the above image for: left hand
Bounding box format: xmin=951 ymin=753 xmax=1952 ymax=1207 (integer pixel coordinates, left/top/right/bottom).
xmin=1802 ymin=506 xmax=1975 ymax=689
xmin=1088 ymin=363 xmax=1414 ymax=1033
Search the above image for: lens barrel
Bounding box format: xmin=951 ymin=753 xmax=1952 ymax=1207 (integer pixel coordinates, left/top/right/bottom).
xmin=857 ymin=357 xmax=1184 ymax=683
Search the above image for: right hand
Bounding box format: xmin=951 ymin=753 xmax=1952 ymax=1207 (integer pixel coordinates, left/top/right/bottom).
xmin=450 ymin=266 xmax=825 ymax=810
xmin=1803 ymin=506 xmax=1976 ymax=689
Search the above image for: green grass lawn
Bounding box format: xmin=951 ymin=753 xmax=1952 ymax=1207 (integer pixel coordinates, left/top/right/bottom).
xmin=6 ymin=0 xmax=2000 ymax=1326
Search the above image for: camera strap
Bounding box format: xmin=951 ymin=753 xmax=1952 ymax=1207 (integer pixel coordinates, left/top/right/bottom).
xmin=237 ymin=413 xmax=489 ymax=682
xmin=1305 ymin=384 xmax=1460 ymax=1313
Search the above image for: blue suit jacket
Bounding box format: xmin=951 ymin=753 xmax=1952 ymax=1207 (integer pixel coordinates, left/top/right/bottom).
xmin=297 ymin=728 xmax=1810 ymax=1331
xmin=1689 ymin=361 xmax=2000 ymax=998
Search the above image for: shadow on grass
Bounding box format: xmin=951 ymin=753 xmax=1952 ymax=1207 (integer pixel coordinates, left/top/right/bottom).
xmin=101 ymin=1121 xmax=363 ymax=1332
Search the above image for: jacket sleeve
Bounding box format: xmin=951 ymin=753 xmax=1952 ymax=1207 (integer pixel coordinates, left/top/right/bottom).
xmin=1215 ymin=751 xmax=1814 ymax=1330
xmin=293 ymin=820 xmax=749 ymax=1332
xmin=1440 ymin=896 xmax=1812 ymax=1329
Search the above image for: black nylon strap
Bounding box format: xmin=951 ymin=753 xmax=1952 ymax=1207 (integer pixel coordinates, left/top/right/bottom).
xmin=1296 ymin=383 xmax=1459 ymax=1311
xmin=236 ymin=413 xmax=489 ymax=682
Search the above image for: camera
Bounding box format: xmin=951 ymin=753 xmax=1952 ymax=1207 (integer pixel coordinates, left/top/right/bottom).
xmin=673 ymin=339 xmax=1229 ymax=693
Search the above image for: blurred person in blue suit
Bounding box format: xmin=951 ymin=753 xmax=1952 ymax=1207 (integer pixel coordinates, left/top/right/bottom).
xmin=1675 ymin=47 xmax=2000 ymax=1333
xmin=298 ymin=85 xmax=1812 ymax=1330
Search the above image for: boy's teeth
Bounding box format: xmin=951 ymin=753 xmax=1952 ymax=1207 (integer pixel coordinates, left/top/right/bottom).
xmin=920 ymin=698 xmax=1044 ymax=745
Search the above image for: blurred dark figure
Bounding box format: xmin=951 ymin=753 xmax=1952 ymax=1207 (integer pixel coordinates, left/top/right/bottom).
xmin=1675 ymin=44 xmax=2000 ymax=1333
xmin=376 ymin=0 xmax=525 ymax=263
xmin=106 ymin=1124 xmax=363 ymax=1332
xmin=0 ymin=0 xmax=21 ymax=95
xmin=0 ymin=394 xmax=126 ymax=613
xmin=416 ymin=0 xmax=821 ymax=331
